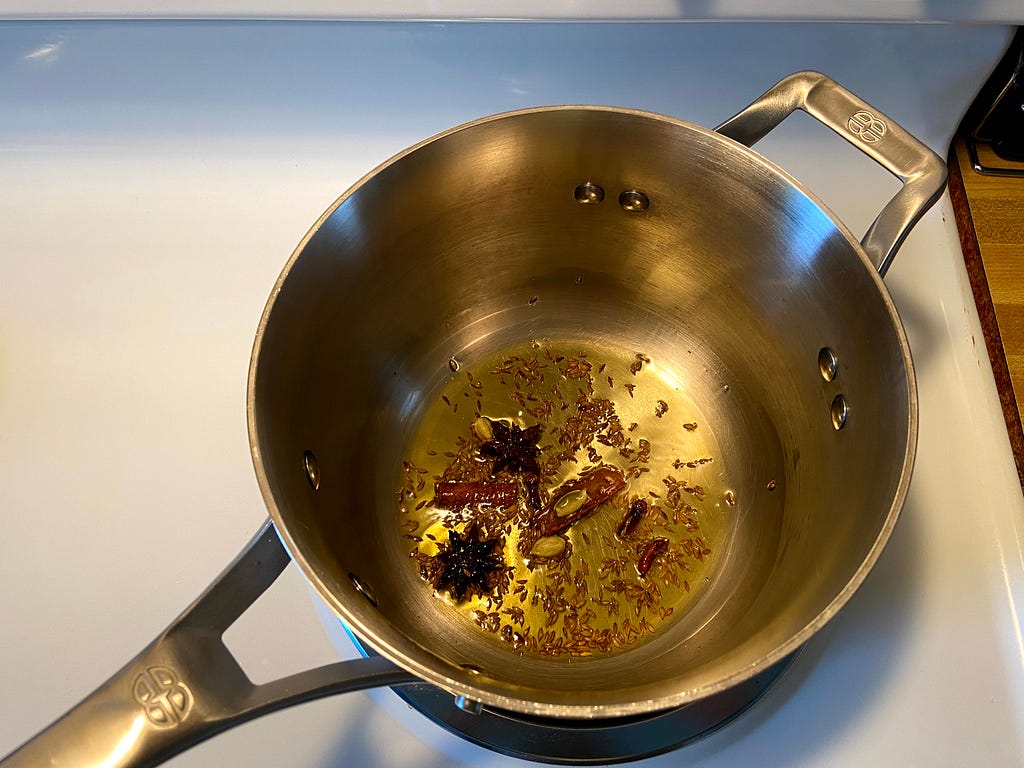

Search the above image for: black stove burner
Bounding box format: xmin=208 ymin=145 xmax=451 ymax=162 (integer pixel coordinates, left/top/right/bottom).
xmin=349 ymin=633 xmax=797 ymax=765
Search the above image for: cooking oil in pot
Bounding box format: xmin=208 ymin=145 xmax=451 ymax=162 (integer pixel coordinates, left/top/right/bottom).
xmin=397 ymin=340 xmax=731 ymax=658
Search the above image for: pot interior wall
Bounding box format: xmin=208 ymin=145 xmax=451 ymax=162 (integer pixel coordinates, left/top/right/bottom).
xmin=250 ymin=108 xmax=912 ymax=714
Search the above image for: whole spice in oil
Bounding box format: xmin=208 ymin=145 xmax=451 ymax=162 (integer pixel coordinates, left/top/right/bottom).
xmin=637 ymin=538 xmax=669 ymax=577
xmin=433 ymin=523 xmax=505 ymax=602
xmin=616 ymin=498 xmax=648 ymax=539
xmin=472 ymin=416 xmax=495 ymax=441
xmin=479 ymin=420 xmax=542 ymax=476
xmin=530 ymin=535 xmax=568 ymax=558
xmin=434 ymin=480 xmax=517 ymax=510
xmin=533 ymin=464 xmax=627 ymax=536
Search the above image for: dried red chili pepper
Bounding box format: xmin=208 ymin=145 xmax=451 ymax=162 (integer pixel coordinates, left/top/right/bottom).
xmin=637 ymin=538 xmax=669 ymax=576
xmin=616 ymin=498 xmax=648 ymax=539
xmin=434 ymin=481 xmax=517 ymax=510
xmin=533 ymin=464 xmax=626 ymax=536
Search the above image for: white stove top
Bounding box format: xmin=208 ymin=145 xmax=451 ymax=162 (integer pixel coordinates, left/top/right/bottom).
xmin=1 ymin=19 xmax=1022 ymax=768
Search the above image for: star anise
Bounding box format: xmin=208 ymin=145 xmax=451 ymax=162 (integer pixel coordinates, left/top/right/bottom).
xmin=433 ymin=523 xmax=505 ymax=602
xmin=478 ymin=419 xmax=542 ymax=476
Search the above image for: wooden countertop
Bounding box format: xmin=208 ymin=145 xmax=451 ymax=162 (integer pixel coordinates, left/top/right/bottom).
xmin=948 ymin=137 xmax=1024 ymax=488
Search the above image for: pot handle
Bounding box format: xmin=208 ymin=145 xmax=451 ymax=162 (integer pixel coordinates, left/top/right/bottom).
xmin=0 ymin=520 xmax=417 ymax=768
xmin=715 ymin=70 xmax=947 ymax=276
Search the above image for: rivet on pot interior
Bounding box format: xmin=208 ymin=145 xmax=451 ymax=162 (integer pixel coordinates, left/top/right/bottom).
xmin=349 ymin=572 xmax=378 ymax=606
xmin=574 ymin=183 xmax=605 ymax=204
xmin=618 ymin=189 xmax=650 ymax=212
xmin=818 ymin=347 xmax=839 ymax=382
xmin=831 ymin=394 xmax=849 ymax=431
xmin=303 ymin=450 xmax=320 ymax=490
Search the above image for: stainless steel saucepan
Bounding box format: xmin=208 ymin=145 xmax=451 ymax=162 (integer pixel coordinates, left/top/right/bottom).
xmin=1 ymin=71 xmax=945 ymax=767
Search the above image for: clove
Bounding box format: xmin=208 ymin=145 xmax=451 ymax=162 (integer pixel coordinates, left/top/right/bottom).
xmin=616 ymin=498 xmax=648 ymax=539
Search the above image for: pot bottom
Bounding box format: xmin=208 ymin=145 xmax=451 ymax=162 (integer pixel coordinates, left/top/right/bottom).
xmin=349 ymin=633 xmax=798 ymax=765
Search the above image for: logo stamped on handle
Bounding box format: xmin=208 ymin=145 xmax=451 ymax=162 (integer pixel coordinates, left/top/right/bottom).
xmin=132 ymin=666 xmax=193 ymax=728
xmin=847 ymin=110 xmax=887 ymax=144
